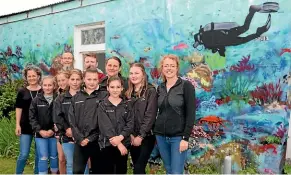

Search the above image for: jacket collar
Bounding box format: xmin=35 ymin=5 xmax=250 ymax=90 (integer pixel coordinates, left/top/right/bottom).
xmin=80 ymin=86 xmax=101 ymax=96
xmin=64 ymin=90 xmax=74 ymax=98
xmin=161 ymin=77 xmax=182 ymax=89
xmin=38 ymin=92 xmax=57 ymax=102
xmin=104 ymin=96 xmax=126 ymax=107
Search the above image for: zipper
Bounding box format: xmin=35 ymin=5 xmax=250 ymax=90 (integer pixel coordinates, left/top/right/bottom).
xmin=162 ymin=80 xmax=180 ymax=137
xmin=103 ymin=137 xmax=106 ymax=149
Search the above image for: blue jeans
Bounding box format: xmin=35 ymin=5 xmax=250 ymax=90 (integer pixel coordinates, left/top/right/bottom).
xmin=62 ymin=142 xmax=89 ymax=174
xmin=35 ymin=137 xmax=58 ymax=174
xmin=150 ymin=144 xmax=160 ymax=159
xmin=16 ymin=134 xmax=39 ymax=174
xmin=156 ymin=136 xmax=187 ymax=174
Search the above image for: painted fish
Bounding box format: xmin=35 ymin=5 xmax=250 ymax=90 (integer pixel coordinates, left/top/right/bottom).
xmin=110 ymin=35 xmax=120 ymax=39
xmin=144 ymin=47 xmax=152 ymax=52
xmin=279 ymin=48 xmax=291 ymax=56
xmin=173 ymin=43 xmax=188 ymax=50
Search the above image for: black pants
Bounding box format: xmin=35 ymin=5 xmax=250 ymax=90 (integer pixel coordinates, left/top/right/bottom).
xmin=130 ymin=135 xmax=156 ymax=174
xmin=99 ymin=146 xmax=128 ymax=174
xmin=73 ymin=141 xmax=101 ymax=174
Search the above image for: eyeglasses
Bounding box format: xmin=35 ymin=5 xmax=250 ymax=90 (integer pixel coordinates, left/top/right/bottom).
xmin=163 ymin=65 xmax=177 ymax=68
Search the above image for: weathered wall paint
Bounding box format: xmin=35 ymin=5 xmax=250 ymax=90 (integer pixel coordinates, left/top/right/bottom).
xmin=0 ymin=0 xmax=290 ymax=173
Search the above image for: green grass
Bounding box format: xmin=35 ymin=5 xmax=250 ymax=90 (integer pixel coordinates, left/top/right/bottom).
xmin=0 ymin=157 xmax=34 ymax=174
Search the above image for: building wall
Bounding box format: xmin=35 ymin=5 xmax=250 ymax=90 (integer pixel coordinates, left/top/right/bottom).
xmin=0 ymin=0 xmax=290 ymax=173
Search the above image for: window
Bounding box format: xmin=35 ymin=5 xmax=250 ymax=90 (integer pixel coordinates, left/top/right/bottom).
xmin=74 ymin=21 xmax=105 ymax=71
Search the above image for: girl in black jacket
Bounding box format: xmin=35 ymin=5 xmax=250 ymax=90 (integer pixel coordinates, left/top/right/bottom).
xmin=68 ymin=68 xmax=107 ymax=174
xmin=53 ymin=69 xmax=83 ymax=174
xmin=29 ymin=76 xmax=58 ymax=174
xmin=55 ymin=70 xmax=70 ymax=174
xmin=98 ymin=76 xmax=133 ymax=174
xmin=125 ymin=63 xmax=158 ymax=174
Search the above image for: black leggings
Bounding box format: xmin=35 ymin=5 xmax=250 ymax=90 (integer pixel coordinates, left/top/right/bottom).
xmin=99 ymin=146 xmax=129 ymax=174
xmin=130 ymin=135 xmax=156 ymax=174
xmin=73 ymin=141 xmax=101 ymax=174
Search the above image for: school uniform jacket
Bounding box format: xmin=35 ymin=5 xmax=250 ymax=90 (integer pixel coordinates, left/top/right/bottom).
xmin=128 ymin=84 xmax=158 ymax=138
xmin=68 ymin=88 xmax=108 ymax=145
xmin=98 ymin=97 xmax=133 ymax=149
xmin=29 ymin=93 xmax=57 ymax=138
xmin=53 ymin=91 xmax=74 ymax=143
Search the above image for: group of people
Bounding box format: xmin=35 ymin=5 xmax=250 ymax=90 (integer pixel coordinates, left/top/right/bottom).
xmin=15 ymin=52 xmax=196 ymax=174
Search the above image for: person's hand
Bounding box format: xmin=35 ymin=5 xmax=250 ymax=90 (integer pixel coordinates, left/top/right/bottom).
xmin=39 ymin=130 xmax=48 ymax=138
xmin=130 ymin=135 xmax=135 ymax=145
xmin=110 ymin=135 xmax=124 ymax=146
xmin=179 ymin=140 xmax=189 ymax=153
xmin=81 ymin=138 xmax=89 ymax=147
xmin=117 ymin=143 xmax=128 ymax=156
xmin=47 ymin=130 xmax=55 ymax=137
xmin=66 ymin=128 xmax=72 ymax=137
xmin=133 ymin=136 xmax=143 ymax=147
xmin=15 ymin=125 xmax=21 ymax=136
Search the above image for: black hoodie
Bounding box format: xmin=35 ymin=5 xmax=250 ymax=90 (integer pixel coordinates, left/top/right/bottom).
xmin=29 ymin=92 xmax=57 ymax=138
xmin=68 ymin=88 xmax=108 ymax=144
xmin=97 ymin=97 xmax=133 ymax=149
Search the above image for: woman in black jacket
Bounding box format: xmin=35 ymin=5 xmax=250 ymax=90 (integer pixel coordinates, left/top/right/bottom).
xmin=68 ymin=68 xmax=107 ymax=174
xmin=125 ymin=63 xmax=158 ymax=174
xmin=153 ymin=54 xmax=196 ymax=174
xmin=98 ymin=76 xmax=133 ymax=174
xmin=29 ymin=76 xmax=58 ymax=174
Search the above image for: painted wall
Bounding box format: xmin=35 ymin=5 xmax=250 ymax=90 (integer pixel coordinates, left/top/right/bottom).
xmin=0 ymin=0 xmax=290 ymax=173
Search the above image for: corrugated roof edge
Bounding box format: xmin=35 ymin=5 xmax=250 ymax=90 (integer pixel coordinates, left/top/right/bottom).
xmin=0 ymin=0 xmax=73 ymax=18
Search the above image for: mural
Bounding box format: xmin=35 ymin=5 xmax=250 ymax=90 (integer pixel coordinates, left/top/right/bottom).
xmin=0 ymin=0 xmax=290 ymax=173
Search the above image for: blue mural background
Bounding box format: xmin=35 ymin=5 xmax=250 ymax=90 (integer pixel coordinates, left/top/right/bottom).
xmin=0 ymin=0 xmax=290 ymax=173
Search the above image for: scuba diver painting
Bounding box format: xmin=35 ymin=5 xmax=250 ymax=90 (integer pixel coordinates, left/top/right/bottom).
xmin=193 ymin=2 xmax=279 ymax=56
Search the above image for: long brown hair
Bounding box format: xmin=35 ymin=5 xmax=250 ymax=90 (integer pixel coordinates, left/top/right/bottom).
xmin=125 ymin=63 xmax=148 ymax=99
xmin=159 ymin=54 xmax=180 ymax=82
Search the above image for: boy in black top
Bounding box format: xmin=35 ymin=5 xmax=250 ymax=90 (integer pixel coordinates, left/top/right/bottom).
xmin=68 ymin=68 xmax=108 ymax=174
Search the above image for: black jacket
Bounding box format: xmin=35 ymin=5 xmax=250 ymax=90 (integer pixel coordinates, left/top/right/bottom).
xmin=29 ymin=93 xmax=57 ymax=138
xmin=68 ymin=88 xmax=108 ymax=145
xmin=98 ymin=97 xmax=133 ymax=149
xmin=128 ymin=84 xmax=158 ymax=138
xmin=53 ymin=91 xmax=74 ymax=143
xmin=153 ymin=78 xmax=196 ymax=141
xmin=99 ymin=74 xmax=128 ymax=93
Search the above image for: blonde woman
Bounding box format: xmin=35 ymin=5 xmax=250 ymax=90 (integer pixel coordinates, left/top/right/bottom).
xmin=153 ymin=54 xmax=196 ymax=174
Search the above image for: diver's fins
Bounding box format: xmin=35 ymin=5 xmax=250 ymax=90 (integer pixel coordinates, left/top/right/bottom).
xmin=256 ymin=14 xmax=271 ymax=35
xmin=250 ymin=2 xmax=279 ymax=13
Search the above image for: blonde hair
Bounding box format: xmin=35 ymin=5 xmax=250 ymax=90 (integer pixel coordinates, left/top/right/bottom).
xmin=125 ymin=63 xmax=148 ymax=99
xmin=159 ymin=54 xmax=180 ymax=82
xmin=41 ymin=75 xmax=57 ymax=90
xmin=69 ymin=69 xmax=83 ymax=79
xmin=22 ymin=65 xmax=42 ymax=86
xmin=56 ymin=71 xmax=70 ymax=80
xmin=55 ymin=71 xmax=70 ymax=93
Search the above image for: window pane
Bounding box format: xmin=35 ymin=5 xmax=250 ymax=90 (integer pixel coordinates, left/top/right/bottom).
xmin=81 ymin=28 xmax=105 ymax=45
